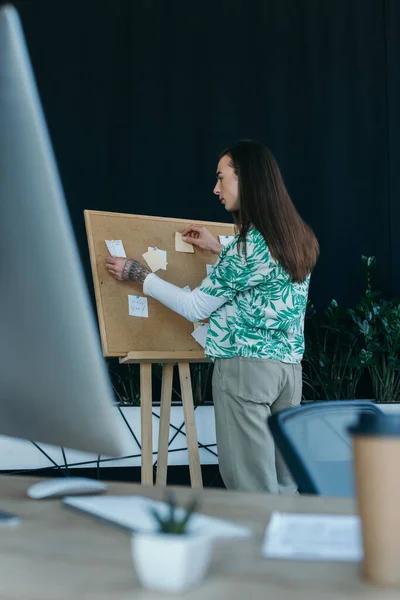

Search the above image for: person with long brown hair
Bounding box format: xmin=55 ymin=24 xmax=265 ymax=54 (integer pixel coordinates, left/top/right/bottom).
xmin=106 ymin=140 xmax=319 ymax=493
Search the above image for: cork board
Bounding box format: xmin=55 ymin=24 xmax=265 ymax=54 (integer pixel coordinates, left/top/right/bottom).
xmin=84 ymin=210 xmax=236 ymax=357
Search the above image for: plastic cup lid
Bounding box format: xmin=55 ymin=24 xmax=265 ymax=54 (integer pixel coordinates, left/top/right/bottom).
xmin=349 ymin=411 xmax=400 ymax=437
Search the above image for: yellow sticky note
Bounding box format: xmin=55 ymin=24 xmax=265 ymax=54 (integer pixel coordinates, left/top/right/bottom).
xmin=148 ymin=247 xmax=167 ymax=271
xmin=142 ymin=249 xmax=168 ymax=272
xmin=175 ymin=232 xmax=194 ymax=253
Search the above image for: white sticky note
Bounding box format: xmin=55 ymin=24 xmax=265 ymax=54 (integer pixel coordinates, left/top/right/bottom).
xmin=262 ymin=512 xmax=363 ymax=562
xmin=142 ymin=249 xmax=167 ymax=273
xmin=206 ymin=264 xmax=214 ymax=276
xmin=128 ymin=295 xmax=148 ymax=318
xmin=147 ymin=247 xmax=167 ymax=271
xmin=182 ymin=286 xmax=191 ymax=292
xmin=175 ymin=232 xmax=195 ymax=253
xmin=105 ymin=240 xmax=127 ymax=258
xmin=219 ymin=235 xmax=234 ymax=247
xmin=191 ymin=323 xmax=208 ymax=348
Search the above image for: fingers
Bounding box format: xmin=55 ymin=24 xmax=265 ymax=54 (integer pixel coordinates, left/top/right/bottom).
xmin=107 ymin=266 xmax=119 ymax=278
xmin=106 ymin=257 xmax=123 ymax=280
xmin=181 ymin=225 xmax=202 ymax=236
xmin=182 ymin=236 xmax=201 ymax=246
xmin=108 ymin=269 xmax=123 ymax=281
xmin=106 ymin=260 xmax=117 ymax=271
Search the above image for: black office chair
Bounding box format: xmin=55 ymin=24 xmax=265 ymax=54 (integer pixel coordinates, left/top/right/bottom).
xmin=268 ymin=400 xmax=383 ymax=498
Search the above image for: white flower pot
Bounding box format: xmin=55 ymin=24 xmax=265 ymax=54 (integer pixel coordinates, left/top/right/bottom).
xmin=131 ymin=532 xmax=212 ymax=593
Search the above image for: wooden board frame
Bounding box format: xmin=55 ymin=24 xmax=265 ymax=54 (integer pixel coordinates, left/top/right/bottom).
xmin=84 ymin=210 xmax=235 ymax=358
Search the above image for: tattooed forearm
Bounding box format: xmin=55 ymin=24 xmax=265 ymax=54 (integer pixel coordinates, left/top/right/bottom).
xmin=121 ymin=260 xmax=131 ymax=281
xmin=122 ymin=259 xmax=151 ymax=284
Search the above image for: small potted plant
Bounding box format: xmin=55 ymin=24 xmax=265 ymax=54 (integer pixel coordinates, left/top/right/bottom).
xmin=131 ymin=493 xmax=212 ymax=593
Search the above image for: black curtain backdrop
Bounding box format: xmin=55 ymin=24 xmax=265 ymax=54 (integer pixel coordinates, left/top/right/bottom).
xmin=386 ymin=0 xmax=400 ymax=298
xmin=3 ymin=0 xmax=398 ymax=307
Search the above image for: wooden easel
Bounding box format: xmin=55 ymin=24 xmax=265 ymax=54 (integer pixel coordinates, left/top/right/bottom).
xmin=120 ymin=351 xmax=208 ymax=488
xmin=84 ymin=211 xmax=234 ymax=489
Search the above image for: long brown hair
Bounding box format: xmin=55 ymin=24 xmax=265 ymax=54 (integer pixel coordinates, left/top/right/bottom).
xmin=221 ymin=140 xmax=319 ymax=283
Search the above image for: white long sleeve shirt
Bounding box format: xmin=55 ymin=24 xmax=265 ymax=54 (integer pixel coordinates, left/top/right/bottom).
xmin=143 ymin=273 xmax=225 ymax=322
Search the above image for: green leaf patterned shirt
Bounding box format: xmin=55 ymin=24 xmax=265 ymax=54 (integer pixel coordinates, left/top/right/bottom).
xmin=198 ymin=228 xmax=310 ymax=363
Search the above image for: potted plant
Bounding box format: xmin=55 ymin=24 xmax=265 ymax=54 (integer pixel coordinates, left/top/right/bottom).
xmin=131 ymin=493 xmax=212 ymax=593
xmin=351 ymin=257 xmax=400 ymax=402
xmin=302 ymin=255 xmax=400 ymax=405
xmin=303 ymin=298 xmax=365 ymax=401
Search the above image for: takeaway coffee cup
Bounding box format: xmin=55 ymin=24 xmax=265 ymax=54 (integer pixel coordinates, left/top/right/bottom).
xmin=349 ymin=411 xmax=400 ymax=586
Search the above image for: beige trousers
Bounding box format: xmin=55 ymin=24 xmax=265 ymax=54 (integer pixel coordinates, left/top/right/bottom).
xmin=212 ymin=356 xmax=302 ymax=494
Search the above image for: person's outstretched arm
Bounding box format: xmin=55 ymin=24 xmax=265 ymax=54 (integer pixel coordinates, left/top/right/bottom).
xmin=106 ymin=257 xmax=225 ymax=322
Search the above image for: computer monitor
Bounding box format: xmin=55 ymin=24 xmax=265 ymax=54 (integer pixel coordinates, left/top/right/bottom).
xmin=0 ymin=4 xmax=132 ymax=457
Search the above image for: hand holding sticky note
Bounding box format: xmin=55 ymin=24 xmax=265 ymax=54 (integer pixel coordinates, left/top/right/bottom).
xmin=142 ymin=248 xmax=167 ymax=272
xmin=175 ymin=232 xmax=194 ymax=253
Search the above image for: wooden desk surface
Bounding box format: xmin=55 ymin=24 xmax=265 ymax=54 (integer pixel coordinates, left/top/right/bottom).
xmin=0 ymin=475 xmax=396 ymax=600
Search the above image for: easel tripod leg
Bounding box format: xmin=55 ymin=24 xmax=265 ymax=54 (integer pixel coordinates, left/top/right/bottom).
xmin=156 ymin=363 xmax=173 ymax=486
xmin=178 ymin=362 xmax=203 ymax=489
xmin=140 ymin=363 xmax=153 ymax=485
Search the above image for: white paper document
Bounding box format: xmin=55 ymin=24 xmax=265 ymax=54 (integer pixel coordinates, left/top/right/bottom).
xmin=64 ymin=495 xmax=251 ymax=539
xmin=219 ymin=235 xmax=234 ymax=247
xmin=262 ymin=512 xmax=363 ymax=562
xmin=147 ymin=247 xmax=167 ymax=271
xmin=105 ymin=239 xmax=127 ymax=258
xmin=191 ymin=323 xmax=208 ymax=348
xmin=128 ymin=295 xmax=148 ymax=318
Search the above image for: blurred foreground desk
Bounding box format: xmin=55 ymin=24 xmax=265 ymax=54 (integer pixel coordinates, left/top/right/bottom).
xmin=0 ymin=475 xmax=397 ymax=599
